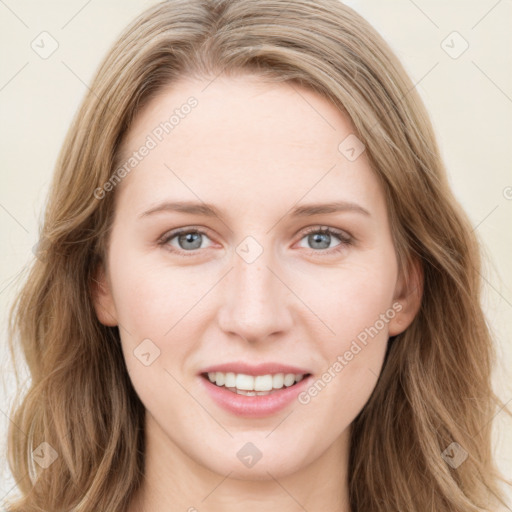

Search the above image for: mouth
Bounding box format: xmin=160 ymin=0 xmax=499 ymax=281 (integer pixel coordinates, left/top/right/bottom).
xmin=201 ymin=371 xmax=312 ymax=396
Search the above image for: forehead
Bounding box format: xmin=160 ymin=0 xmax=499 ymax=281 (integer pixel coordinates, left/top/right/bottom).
xmin=121 ymin=75 xmax=350 ymax=155
xmin=115 ymin=75 xmax=382 ymax=217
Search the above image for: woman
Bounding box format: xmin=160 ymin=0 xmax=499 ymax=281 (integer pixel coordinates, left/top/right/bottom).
xmin=5 ymin=0 xmax=510 ymax=510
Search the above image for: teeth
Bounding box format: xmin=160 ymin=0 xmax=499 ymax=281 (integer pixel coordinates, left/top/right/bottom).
xmin=283 ymin=374 xmax=296 ymax=387
xmin=206 ymin=371 xmax=307 ymax=392
xmin=236 ymin=373 xmax=254 ymax=390
xmin=215 ymin=372 xmax=225 ymax=386
xmin=236 ymin=389 xmax=256 ymax=396
xmin=254 ymin=374 xmax=273 ymax=391
xmin=225 ymin=372 xmax=236 ymax=387
xmin=273 ymin=373 xmax=284 ymax=389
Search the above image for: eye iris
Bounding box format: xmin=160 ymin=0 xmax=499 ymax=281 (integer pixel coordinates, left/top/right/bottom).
xmin=179 ymin=232 xmax=202 ymax=250
xmin=168 ymin=229 xmax=342 ymax=253
xmin=309 ymin=232 xmax=330 ymax=249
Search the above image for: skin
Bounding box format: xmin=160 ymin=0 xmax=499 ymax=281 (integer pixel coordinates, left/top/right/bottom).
xmin=92 ymin=74 xmax=422 ymax=512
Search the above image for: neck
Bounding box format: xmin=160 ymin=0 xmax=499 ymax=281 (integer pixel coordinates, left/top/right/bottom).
xmin=128 ymin=413 xmax=352 ymax=512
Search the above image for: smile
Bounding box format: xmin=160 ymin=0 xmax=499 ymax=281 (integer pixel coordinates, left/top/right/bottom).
xmin=203 ymin=371 xmax=308 ymax=396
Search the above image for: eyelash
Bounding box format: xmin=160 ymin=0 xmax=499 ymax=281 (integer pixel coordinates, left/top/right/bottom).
xmin=158 ymin=225 xmax=353 ymax=257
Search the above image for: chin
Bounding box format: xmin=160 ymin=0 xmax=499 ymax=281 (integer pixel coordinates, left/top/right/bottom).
xmin=197 ymin=447 xmax=308 ymax=481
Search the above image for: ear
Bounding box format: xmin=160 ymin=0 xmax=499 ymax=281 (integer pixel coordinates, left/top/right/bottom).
xmin=90 ymin=262 xmax=118 ymax=327
xmin=388 ymin=256 xmax=423 ymax=336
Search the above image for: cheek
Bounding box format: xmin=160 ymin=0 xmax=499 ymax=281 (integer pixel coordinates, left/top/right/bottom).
xmin=296 ymin=344 xmax=385 ymax=446
xmin=296 ymin=287 xmax=393 ymax=439
xmin=306 ymin=249 xmax=398 ymax=342
xmin=296 ymin=251 xmax=396 ymax=415
xmin=109 ymin=248 xmax=197 ymax=338
xmin=107 ymin=250 xmax=202 ymax=395
xmin=112 ymin=265 xmax=197 ymax=422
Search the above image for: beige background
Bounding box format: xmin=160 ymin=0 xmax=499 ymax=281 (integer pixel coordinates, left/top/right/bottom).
xmin=1 ymin=0 xmax=511 ymax=504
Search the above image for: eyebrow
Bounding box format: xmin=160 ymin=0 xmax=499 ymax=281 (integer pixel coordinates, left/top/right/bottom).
xmin=138 ymin=200 xmax=371 ymax=219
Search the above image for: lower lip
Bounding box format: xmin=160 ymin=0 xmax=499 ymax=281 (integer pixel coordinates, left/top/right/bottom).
xmin=199 ymin=374 xmax=313 ymax=418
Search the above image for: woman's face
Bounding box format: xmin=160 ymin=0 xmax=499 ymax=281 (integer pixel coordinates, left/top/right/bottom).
xmin=93 ymin=74 xmax=420 ymax=480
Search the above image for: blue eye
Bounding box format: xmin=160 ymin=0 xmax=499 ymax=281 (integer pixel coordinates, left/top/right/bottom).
xmin=158 ymin=226 xmax=353 ymax=257
xmin=298 ymin=226 xmax=352 ymax=254
xmin=160 ymin=229 xmax=212 ymax=254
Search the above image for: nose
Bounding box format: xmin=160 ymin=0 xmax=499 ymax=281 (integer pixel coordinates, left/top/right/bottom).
xmin=217 ymin=244 xmax=294 ymax=344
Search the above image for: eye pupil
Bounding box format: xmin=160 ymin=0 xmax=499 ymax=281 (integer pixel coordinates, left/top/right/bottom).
xmin=163 ymin=227 xmax=347 ymax=256
xmin=179 ymin=232 xmax=202 ymax=250
xmin=309 ymin=232 xmax=330 ymax=249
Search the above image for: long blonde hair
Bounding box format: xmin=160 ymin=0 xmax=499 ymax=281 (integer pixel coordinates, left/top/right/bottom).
xmin=5 ymin=1 xmax=510 ymax=510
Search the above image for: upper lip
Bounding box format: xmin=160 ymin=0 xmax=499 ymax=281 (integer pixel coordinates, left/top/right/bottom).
xmin=199 ymin=361 xmax=312 ymax=377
